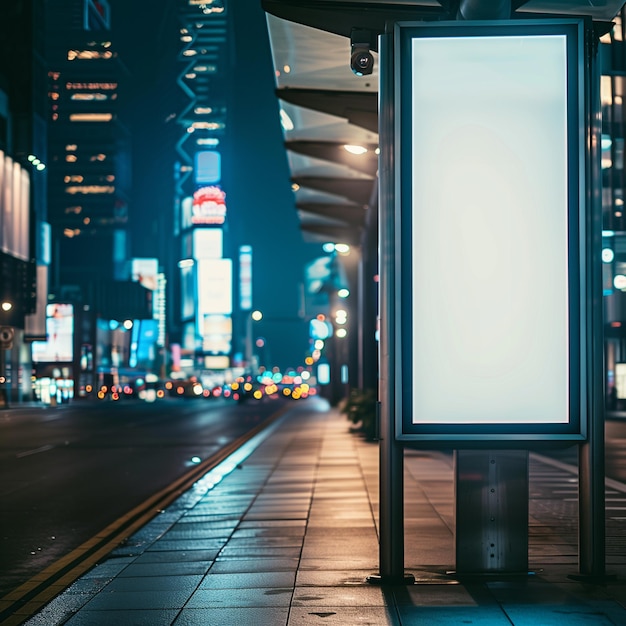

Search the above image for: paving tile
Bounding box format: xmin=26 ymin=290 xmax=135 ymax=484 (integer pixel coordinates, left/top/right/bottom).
xmin=185 ymin=586 xmax=292 ymax=608
xmin=244 ymin=511 xmax=308 ymax=521
xmin=146 ymin=538 xmax=224 ymax=552
xmin=301 ymin=540 xmax=378 ymax=559
xmin=291 ymin=585 xmax=386 ymax=607
xmin=132 ymin=550 xmax=217 ymax=564
xmin=395 ymin=605 xmax=512 ymax=625
xmin=219 ymin=545 xmax=302 ymax=558
xmin=174 ymin=515 xmax=240 ymax=525
xmin=295 ymin=569 xmax=373 ymax=587
xmin=287 ymin=606 xmax=397 ymax=625
xmin=390 ymin=583 xmax=496 ymax=606
xmin=231 ymin=526 xmax=305 ymax=539
xmin=199 ymin=571 xmax=296 ymax=589
xmin=62 ymin=577 xmax=115 ymax=595
xmin=103 ymin=574 xmax=203 ymax=592
xmin=501 ymin=604 xmax=617 ymax=625
xmin=160 ymin=526 xmax=234 ymax=540
xmin=209 ymin=557 xmax=300 ymax=573
xmin=64 ymin=609 xmax=180 ymax=625
xmin=78 ymin=557 xmax=135 ymax=578
xmin=81 ymin=589 xmax=193 ymax=610
xmin=119 ymin=561 xmax=213 ymax=577
xmin=226 ymin=535 xmax=303 ymax=548
xmin=173 ymin=607 xmax=289 ymax=625
xmin=238 ymin=519 xmax=307 ymax=529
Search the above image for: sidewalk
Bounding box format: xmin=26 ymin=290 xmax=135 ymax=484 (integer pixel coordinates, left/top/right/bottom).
xmin=10 ymin=397 xmax=626 ymax=625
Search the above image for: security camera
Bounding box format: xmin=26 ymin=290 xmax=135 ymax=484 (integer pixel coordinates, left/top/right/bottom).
xmin=350 ymin=47 xmax=374 ymax=76
xmin=350 ymin=29 xmax=374 ymax=76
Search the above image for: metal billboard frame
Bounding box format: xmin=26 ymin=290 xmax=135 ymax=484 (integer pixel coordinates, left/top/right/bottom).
xmin=389 ymin=19 xmax=589 ymax=445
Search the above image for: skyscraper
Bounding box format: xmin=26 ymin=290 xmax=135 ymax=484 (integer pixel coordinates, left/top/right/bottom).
xmin=45 ymin=0 xmax=131 ymax=291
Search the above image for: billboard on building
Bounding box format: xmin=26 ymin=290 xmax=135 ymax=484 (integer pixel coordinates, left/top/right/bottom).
xmin=193 ymin=228 xmax=223 ymax=259
xmin=32 ymin=303 xmax=74 ymax=363
xmin=194 ymin=150 xmax=221 ymax=185
xmin=131 ymin=258 xmax=159 ymax=291
xmin=202 ymin=314 xmax=232 ymax=354
xmin=192 ymin=186 xmax=227 ymax=225
xmin=197 ymin=258 xmax=232 ymax=316
xmin=239 ymin=245 xmax=252 ymax=310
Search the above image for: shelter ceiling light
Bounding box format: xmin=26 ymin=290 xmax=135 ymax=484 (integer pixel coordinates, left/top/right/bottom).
xmin=280 ymin=109 xmax=294 ymax=131
xmin=343 ymin=144 xmax=368 ymax=155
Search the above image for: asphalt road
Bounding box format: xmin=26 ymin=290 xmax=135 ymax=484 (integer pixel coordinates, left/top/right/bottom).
xmin=0 ymin=396 xmax=284 ymax=598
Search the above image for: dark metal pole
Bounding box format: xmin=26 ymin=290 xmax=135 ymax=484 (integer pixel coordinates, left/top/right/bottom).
xmin=578 ymin=24 xmax=606 ymax=580
xmin=368 ymin=31 xmax=413 ymax=585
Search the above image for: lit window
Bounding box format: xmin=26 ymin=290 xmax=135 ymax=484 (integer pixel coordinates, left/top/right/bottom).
xmin=66 ymin=155 xmax=77 ymax=162
xmin=49 ymin=92 xmax=60 ymax=100
xmin=69 ymin=113 xmax=113 ymax=122
xmin=65 ymin=185 xmax=115 ymax=195
xmin=67 ymin=50 xmax=114 ymax=61
xmin=65 ymin=82 xmax=117 ymax=90
xmin=105 ymin=175 xmax=115 ymax=182
xmin=71 ymin=93 xmax=109 ymax=101
xmin=89 ymin=154 xmax=107 ymax=162
xmin=190 ymin=121 xmax=224 ymax=130
xmin=197 ymin=138 xmax=219 ymax=146
xmin=183 ymin=49 xmax=197 ymax=57
xmin=65 ymin=206 xmax=82 ymax=214
xmin=83 ymin=217 xmax=91 ymax=225
xmin=64 ymin=175 xmax=84 ymax=183
xmin=65 ymin=144 xmax=77 ymax=151
xmin=63 ymin=228 xmax=81 ymax=238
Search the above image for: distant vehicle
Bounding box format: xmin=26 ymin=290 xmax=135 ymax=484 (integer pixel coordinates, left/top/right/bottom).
xmin=165 ymin=378 xmax=204 ymax=399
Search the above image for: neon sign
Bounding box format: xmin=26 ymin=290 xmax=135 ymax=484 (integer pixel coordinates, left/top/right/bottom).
xmin=192 ymin=186 xmax=226 ymax=225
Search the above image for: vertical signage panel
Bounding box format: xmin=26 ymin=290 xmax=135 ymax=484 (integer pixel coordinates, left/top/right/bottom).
xmin=394 ymin=19 xmax=587 ymax=443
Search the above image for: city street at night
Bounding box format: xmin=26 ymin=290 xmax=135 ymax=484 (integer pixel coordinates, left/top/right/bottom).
xmin=4 ymin=0 xmax=626 ymax=624
xmin=0 ymin=395 xmax=285 ymax=599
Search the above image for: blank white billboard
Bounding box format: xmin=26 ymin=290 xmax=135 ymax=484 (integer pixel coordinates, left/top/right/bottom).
xmin=394 ymin=20 xmax=585 ymax=440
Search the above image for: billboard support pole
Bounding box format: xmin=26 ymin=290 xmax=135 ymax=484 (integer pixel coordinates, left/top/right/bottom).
xmin=368 ymin=31 xmax=414 ymax=586
xmin=577 ymin=25 xmax=608 ymax=581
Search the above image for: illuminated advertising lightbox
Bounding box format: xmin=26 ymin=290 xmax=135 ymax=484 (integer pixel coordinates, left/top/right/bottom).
xmin=239 ymin=245 xmax=252 ymax=311
xmin=202 ymin=314 xmax=232 ymax=354
xmin=393 ymin=20 xmax=587 ymax=442
xmin=32 ymin=303 xmax=74 ymax=363
xmin=194 ymin=228 xmax=223 ymax=259
xmin=192 ymin=186 xmax=226 ymax=225
xmin=194 ymin=150 xmax=221 ymax=185
xmin=131 ymin=258 xmax=159 ymax=291
xmin=198 ymin=258 xmax=232 ymax=317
